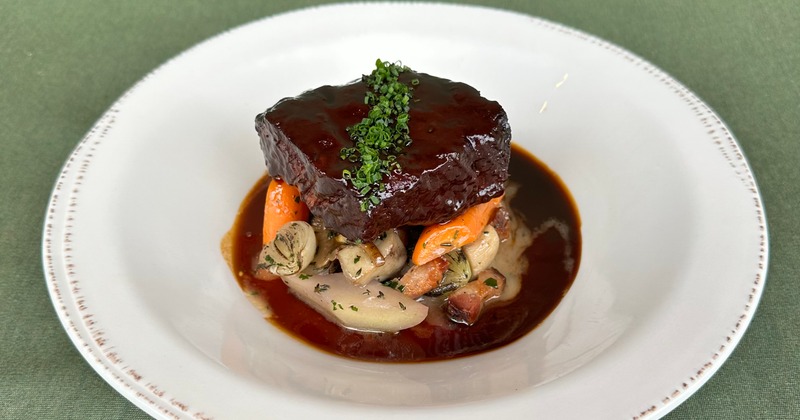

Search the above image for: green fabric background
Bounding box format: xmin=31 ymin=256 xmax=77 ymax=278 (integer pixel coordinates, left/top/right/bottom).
xmin=1 ymin=0 xmax=798 ymax=418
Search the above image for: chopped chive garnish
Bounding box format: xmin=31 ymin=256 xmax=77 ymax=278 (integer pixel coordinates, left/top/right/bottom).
xmin=340 ymin=59 xmax=416 ymax=211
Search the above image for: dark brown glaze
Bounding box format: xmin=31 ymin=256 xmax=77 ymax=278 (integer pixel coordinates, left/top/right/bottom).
xmin=256 ymin=70 xmax=511 ymax=241
xmin=229 ymin=145 xmax=581 ymax=363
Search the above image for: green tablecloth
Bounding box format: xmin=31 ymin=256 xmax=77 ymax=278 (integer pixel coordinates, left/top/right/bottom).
xmin=2 ymin=1 xmax=798 ymax=418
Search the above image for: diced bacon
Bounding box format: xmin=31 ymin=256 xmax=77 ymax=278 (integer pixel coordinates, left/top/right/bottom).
xmin=489 ymin=205 xmax=511 ymax=241
xmin=397 ymin=257 xmax=449 ymax=298
xmin=446 ymin=268 xmax=506 ymax=325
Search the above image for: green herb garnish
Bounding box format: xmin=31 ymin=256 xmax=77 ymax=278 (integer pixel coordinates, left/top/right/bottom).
xmin=341 ymin=59 xmax=416 ymax=211
xmin=382 ymin=279 xmax=405 ymax=292
xmin=262 ymin=254 xmax=285 ymax=269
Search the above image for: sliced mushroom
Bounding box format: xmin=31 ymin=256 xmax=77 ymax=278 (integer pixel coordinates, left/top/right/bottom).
xmin=338 ymin=242 xmax=382 ymax=284
xmin=462 ymin=225 xmax=500 ymax=276
xmin=368 ymin=230 xmax=407 ymax=281
xmin=338 ymin=230 xmax=406 ymax=285
xmin=258 ymin=221 xmax=316 ymax=276
xmin=282 ymin=273 xmax=428 ymax=332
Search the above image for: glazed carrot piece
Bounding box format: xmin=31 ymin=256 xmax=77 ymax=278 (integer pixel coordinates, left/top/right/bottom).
xmin=262 ymin=178 xmax=309 ymax=244
xmin=411 ymin=196 xmax=503 ymax=265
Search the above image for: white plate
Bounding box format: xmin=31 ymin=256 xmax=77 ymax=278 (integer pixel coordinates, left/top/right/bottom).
xmin=42 ymin=3 xmax=768 ymax=419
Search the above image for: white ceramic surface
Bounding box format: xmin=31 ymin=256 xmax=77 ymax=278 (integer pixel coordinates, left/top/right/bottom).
xmin=42 ymin=3 xmax=768 ymax=419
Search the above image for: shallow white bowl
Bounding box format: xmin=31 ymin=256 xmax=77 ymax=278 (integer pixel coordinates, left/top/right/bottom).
xmin=43 ymin=3 xmax=768 ymax=419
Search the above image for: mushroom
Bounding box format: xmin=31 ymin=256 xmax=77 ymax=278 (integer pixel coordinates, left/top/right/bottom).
xmin=337 ymin=242 xmax=384 ymax=284
xmin=258 ymin=221 xmax=317 ymax=276
xmin=462 ymin=225 xmax=500 ymax=276
xmin=338 ymin=230 xmax=406 ymax=285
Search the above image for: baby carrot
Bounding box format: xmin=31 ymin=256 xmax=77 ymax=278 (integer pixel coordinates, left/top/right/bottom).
xmin=411 ymin=195 xmax=503 ymax=265
xmin=263 ymin=178 xmax=310 ymax=244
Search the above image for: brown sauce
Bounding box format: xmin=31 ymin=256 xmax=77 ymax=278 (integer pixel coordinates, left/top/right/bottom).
xmin=227 ymin=144 xmax=581 ymax=362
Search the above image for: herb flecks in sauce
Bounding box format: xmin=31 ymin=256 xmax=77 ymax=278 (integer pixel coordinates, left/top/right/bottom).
xmin=341 ymin=59 xmax=417 ymax=211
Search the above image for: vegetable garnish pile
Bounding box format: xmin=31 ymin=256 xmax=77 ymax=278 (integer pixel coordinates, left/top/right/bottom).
xmin=257 ymin=176 xmax=514 ymax=331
